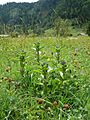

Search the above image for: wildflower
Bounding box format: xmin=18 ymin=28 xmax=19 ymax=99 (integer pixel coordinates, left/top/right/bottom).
xmin=3 ymin=77 xmax=13 ymax=83
xmin=63 ymin=104 xmax=70 ymax=110
xmin=37 ymin=98 xmax=44 ymax=104
xmin=5 ymin=66 xmax=11 ymax=72
xmin=53 ymin=101 xmax=59 ymax=107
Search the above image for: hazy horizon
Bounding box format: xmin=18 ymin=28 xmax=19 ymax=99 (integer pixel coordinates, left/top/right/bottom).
xmin=0 ymin=0 xmax=38 ymax=5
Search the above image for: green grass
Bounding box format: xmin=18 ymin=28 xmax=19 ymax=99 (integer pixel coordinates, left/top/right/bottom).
xmin=0 ymin=36 xmax=90 ymax=120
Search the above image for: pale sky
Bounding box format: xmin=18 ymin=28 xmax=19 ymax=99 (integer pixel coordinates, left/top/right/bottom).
xmin=0 ymin=0 xmax=39 ymax=4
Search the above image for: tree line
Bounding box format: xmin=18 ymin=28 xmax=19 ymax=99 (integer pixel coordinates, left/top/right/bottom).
xmin=0 ymin=0 xmax=90 ymax=35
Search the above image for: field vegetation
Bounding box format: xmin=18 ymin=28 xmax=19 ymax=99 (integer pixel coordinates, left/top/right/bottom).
xmin=0 ymin=0 xmax=90 ymax=119
xmin=0 ymin=36 xmax=90 ymax=120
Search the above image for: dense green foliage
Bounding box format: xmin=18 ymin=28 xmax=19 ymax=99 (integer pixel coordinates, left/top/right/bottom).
xmin=0 ymin=0 xmax=90 ymax=34
xmin=87 ymin=22 xmax=90 ymax=36
xmin=0 ymin=36 xmax=90 ymax=119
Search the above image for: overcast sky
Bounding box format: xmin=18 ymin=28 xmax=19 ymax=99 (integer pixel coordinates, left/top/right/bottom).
xmin=0 ymin=0 xmax=39 ymax=4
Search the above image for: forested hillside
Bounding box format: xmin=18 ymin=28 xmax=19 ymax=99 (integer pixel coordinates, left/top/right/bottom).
xmin=0 ymin=0 xmax=90 ymax=34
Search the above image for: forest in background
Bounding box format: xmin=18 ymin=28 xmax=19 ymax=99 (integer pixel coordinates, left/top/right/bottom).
xmin=0 ymin=0 xmax=90 ymax=35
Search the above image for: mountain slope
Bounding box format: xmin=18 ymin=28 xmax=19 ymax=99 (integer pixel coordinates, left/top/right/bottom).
xmin=0 ymin=0 xmax=90 ymax=34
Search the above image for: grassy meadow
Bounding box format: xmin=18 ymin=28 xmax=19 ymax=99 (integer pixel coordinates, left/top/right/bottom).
xmin=0 ymin=36 xmax=90 ymax=120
